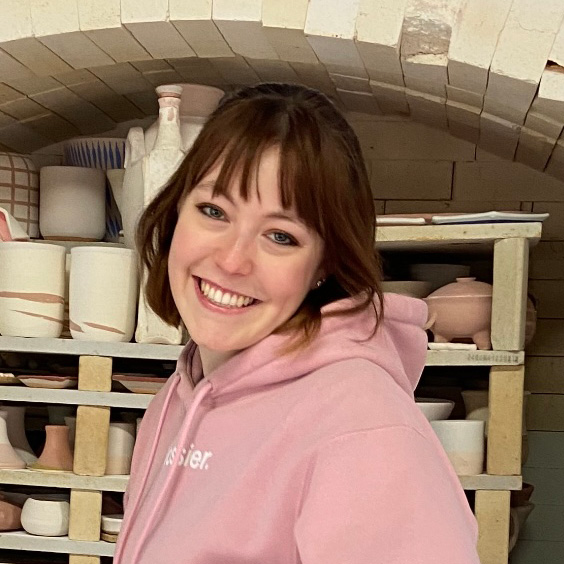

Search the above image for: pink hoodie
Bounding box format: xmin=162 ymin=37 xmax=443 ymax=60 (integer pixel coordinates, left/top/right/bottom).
xmin=115 ymin=293 xmax=479 ymax=563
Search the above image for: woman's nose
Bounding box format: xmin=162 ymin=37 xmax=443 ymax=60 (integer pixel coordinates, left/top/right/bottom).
xmin=214 ymin=232 xmax=254 ymax=276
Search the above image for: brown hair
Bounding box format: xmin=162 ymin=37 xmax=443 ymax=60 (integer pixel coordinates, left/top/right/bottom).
xmin=136 ymin=83 xmax=384 ymax=350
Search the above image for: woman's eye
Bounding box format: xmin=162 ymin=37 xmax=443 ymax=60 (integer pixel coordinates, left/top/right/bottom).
xmin=197 ymin=204 xmax=225 ymax=220
xmin=267 ymin=231 xmax=298 ymax=246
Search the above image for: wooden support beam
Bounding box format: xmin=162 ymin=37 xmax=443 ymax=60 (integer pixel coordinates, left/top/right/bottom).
xmin=475 ymin=490 xmax=510 ymax=564
xmin=487 ymin=366 xmax=524 ymax=475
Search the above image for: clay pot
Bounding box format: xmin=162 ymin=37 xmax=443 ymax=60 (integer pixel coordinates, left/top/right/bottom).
xmin=0 ymin=242 xmax=66 ymax=338
xmin=424 ymin=277 xmax=493 ymax=350
xmin=39 ymin=166 xmax=106 ymax=241
xmin=430 ymin=419 xmax=485 ymax=475
xmin=106 ymin=422 xmax=135 ymax=475
xmin=0 ymin=497 xmax=22 ymax=531
xmin=0 ymin=405 xmax=37 ymax=465
xmin=31 ymin=425 xmax=73 ymax=472
xmin=0 ymin=414 xmax=26 ymax=469
xmin=21 ymin=497 xmax=69 ymax=536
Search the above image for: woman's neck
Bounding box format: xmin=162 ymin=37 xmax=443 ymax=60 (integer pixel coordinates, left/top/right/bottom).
xmin=198 ymin=345 xmax=238 ymax=377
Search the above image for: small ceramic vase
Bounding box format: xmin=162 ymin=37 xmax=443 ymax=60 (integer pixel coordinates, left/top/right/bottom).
xmin=0 ymin=152 xmax=39 ymax=237
xmin=106 ymin=422 xmax=135 ymax=475
xmin=0 ymin=242 xmax=66 ymax=338
xmin=69 ymin=246 xmax=138 ymax=342
xmin=0 ymin=405 xmax=37 ymax=465
xmin=0 ymin=496 xmax=22 ymax=531
xmin=39 ymin=166 xmax=106 ymax=241
xmin=430 ymin=419 xmax=485 ymax=475
xmin=21 ymin=497 xmax=69 ymax=536
xmin=424 ymin=277 xmax=493 ymax=350
xmin=0 ymin=414 xmax=26 ymax=469
xmin=31 ymin=425 xmax=73 ymax=472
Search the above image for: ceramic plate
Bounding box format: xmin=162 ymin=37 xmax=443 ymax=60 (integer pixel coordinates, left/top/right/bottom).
xmin=113 ymin=374 xmax=166 ymax=395
xmin=17 ymin=375 xmax=78 ymax=389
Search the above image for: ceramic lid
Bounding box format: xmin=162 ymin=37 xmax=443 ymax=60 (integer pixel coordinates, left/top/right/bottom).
xmin=425 ymin=277 xmax=493 ymax=299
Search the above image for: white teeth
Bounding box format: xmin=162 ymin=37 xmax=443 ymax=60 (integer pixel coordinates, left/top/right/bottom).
xmin=199 ymin=279 xmax=255 ymax=308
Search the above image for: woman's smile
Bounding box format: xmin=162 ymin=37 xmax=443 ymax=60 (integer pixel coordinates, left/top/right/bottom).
xmin=194 ymin=276 xmax=260 ymax=312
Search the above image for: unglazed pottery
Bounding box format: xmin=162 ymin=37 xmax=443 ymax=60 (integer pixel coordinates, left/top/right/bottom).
xmin=39 ymin=166 xmax=106 ymax=241
xmin=17 ymin=375 xmax=78 ymax=389
xmin=415 ymin=398 xmax=455 ymax=421
xmin=122 ymin=83 xmax=222 ymax=345
xmin=0 ymin=414 xmax=25 ymax=469
xmin=0 ymin=207 xmax=29 ymax=241
xmin=381 ymin=281 xmax=433 ymax=298
xmin=30 ymin=425 xmax=73 ymax=472
xmin=69 ymin=246 xmax=138 ymax=342
xmin=424 ymin=277 xmax=493 ymax=350
xmin=106 ymin=422 xmax=135 ymax=475
xmin=430 ymin=419 xmax=485 ymax=475
xmin=0 ymin=497 xmax=22 ymax=531
xmin=409 ymin=263 xmax=471 ymax=292
xmin=0 ymin=405 xmax=36 ymax=465
xmin=101 ymin=513 xmax=123 ymax=534
xmin=0 ymin=152 xmax=39 ymax=237
xmin=0 ymin=242 xmax=66 ymax=337
xmin=21 ymin=497 xmax=69 ymax=536
xmin=113 ymin=374 xmax=166 ymax=394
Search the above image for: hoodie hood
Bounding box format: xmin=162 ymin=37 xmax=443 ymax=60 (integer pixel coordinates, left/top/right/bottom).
xmin=176 ymin=292 xmax=428 ymax=400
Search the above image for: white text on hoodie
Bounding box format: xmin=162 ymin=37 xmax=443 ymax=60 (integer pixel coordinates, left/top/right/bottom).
xmin=164 ymin=444 xmax=213 ymax=470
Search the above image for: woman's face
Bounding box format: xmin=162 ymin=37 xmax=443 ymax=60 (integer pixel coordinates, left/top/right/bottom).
xmin=168 ymin=147 xmax=325 ymax=353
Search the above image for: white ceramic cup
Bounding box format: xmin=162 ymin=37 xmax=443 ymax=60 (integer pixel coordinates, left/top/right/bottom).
xmin=69 ymin=246 xmax=138 ymax=342
xmin=39 ymin=166 xmax=106 ymax=241
xmin=21 ymin=497 xmax=70 ymax=536
xmin=106 ymin=422 xmax=136 ymax=475
xmin=0 ymin=242 xmax=66 ymax=337
xmin=430 ymin=419 xmax=485 ymax=475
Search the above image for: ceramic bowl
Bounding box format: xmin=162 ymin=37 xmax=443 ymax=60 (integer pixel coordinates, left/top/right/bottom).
xmin=101 ymin=514 xmax=123 ymax=534
xmin=63 ymin=137 xmax=126 ymax=170
xmin=20 ymin=497 xmax=69 ymax=536
xmin=424 ymin=277 xmax=493 ymax=350
xmin=381 ymin=281 xmax=433 ymax=298
xmin=415 ymin=398 xmax=455 ymax=421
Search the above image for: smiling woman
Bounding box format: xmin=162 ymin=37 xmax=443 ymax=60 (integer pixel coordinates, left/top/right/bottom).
xmin=115 ymin=83 xmax=481 ymax=564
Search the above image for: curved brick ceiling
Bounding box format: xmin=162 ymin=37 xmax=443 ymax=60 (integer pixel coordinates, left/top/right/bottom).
xmin=1 ymin=0 xmax=564 ymax=180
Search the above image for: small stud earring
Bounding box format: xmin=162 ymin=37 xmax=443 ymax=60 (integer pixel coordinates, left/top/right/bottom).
xmin=316 ymin=278 xmax=325 ymax=288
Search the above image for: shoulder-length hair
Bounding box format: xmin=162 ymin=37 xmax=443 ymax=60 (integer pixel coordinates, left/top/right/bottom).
xmin=137 ymin=83 xmax=384 ymax=350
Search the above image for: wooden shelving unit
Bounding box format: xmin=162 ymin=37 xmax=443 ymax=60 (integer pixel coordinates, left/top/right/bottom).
xmin=0 ymin=222 xmax=542 ymax=564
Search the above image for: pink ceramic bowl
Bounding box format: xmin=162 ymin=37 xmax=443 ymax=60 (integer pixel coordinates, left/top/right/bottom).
xmin=424 ymin=277 xmax=493 ymax=350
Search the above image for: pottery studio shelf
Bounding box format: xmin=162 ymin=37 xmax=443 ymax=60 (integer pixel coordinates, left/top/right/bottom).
xmin=375 ymin=221 xmax=542 ymax=252
xmin=0 ymin=336 xmax=524 ymax=367
xmin=0 ymin=531 xmax=115 ymax=557
xmin=0 ymin=468 xmax=521 ymax=494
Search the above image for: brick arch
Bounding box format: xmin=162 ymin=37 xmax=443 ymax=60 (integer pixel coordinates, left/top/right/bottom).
xmin=1 ymin=0 xmax=564 ymax=180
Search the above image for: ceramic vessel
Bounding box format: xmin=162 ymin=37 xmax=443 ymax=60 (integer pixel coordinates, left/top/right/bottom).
xmin=39 ymin=166 xmax=106 ymax=241
xmin=0 ymin=413 xmax=26 ymax=469
xmin=0 ymin=242 xmax=66 ymax=337
xmin=21 ymin=497 xmax=69 ymax=536
xmin=424 ymin=277 xmax=493 ymax=350
xmin=430 ymin=419 xmax=485 ymax=475
xmin=409 ymin=263 xmax=471 ymax=292
xmin=0 ymin=405 xmax=36 ymax=465
xmin=101 ymin=513 xmax=123 ymax=534
xmin=415 ymin=398 xmax=455 ymax=421
xmin=0 ymin=497 xmax=22 ymax=531
xmin=381 ymin=281 xmax=433 ymax=298
xmin=0 ymin=152 xmax=39 ymax=237
xmin=106 ymin=422 xmax=135 ymax=475
xmin=121 ymin=84 xmax=222 ymax=345
xmin=63 ymin=137 xmax=126 ymax=170
xmin=0 ymin=207 xmax=29 ymax=241
xmin=31 ymin=425 xmax=73 ymax=472
xmin=69 ymin=246 xmax=138 ymax=342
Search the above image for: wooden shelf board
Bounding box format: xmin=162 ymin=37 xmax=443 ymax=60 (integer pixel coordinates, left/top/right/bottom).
xmin=0 ymin=469 xmax=128 ymax=492
xmin=0 ymin=387 xmax=153 ymax=409
xmin=459 ymin=474 xmax=522 ymax=491
xmin=376 ymin=222 xmax=542 ymax=252
xmin=425 ymin=350 xmax=524 ymax=366
xmin=0 ymin=336 xmax=183 ymax=360
xmin=0 ymin=532 xmax=115 ymax=556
